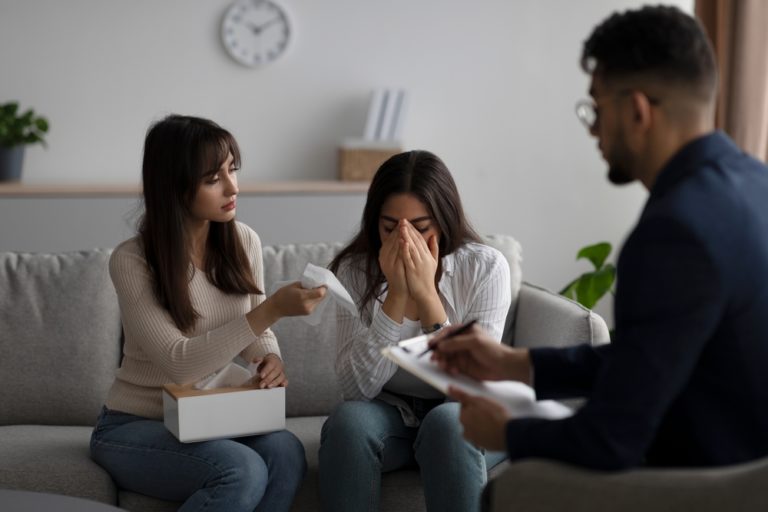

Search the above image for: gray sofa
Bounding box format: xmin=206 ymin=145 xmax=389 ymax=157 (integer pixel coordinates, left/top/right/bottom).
xmin=0 ymin=235 xmax=609 ymax=511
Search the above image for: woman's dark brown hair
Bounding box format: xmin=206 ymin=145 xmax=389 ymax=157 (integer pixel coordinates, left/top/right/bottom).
xmin=139 ymin=114 xmax=260 ymax=332
xmin=329 ymin=150 xmax=480 ymax=322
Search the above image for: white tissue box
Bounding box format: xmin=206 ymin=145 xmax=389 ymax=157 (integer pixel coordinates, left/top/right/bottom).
xmin=162 ymin=384 xmax=285 ymax=443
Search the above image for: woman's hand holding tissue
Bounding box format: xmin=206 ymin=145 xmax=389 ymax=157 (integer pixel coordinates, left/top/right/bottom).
xmin=248 ymin=282 xmax=327 ymax=332
xmin=268 ymin=282 xmax=327 ymax=316
xmin=250 ymin=353 xmax=288 ymax=389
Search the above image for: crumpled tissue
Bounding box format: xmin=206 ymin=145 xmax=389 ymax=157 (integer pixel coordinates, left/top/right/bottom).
xmin=271 ymin=262 xmax=357 ymax=325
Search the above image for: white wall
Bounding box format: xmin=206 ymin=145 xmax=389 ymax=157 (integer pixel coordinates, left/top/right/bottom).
xmin=0 ymin=0 xmax=692 ymax=324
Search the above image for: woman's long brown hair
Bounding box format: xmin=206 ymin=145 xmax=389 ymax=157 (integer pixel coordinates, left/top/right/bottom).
xmin=139 ymin=114 xmax=260 ymax=332
xmin=329 ymin=150 xmax=480 ymax=323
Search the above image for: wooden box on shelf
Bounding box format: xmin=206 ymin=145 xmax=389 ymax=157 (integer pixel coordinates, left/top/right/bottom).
xmin=338 ymin=139 xmax=402 ymax=182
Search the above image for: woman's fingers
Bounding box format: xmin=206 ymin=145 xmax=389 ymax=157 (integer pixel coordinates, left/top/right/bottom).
xmin=258 ymin=361 xmax=283 ymax=388
xmin=400 ymin=223 xmax=424 ymax=267
xmin=403 ymin=221 xmax=436 ymax=264
xmin=428 ymin=234 xmax=439 ymax=260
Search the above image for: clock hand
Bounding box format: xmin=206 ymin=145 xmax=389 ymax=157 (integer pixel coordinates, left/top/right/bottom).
xmin=247 ymin=17 xmax=281 ymax=35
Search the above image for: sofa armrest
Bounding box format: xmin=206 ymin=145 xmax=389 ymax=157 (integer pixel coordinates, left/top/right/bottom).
xmin=487 ymin=457 xmax=768 ymax=512
xmin=505 ymin=282 xmax=609 ymax=349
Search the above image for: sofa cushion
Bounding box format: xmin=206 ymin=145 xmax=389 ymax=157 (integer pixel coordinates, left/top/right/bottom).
xmin=481 ymin=235 xmax=524 ymax=344
xmin=0 ymin=250 xmax=122 ymax=426
xmin=511 ymin=282 xmax=610 ymax=348
xmin=0 ymin=425 xmax=116 ymax=504
xmin=262 ymin=242 xmax=346 ymax=417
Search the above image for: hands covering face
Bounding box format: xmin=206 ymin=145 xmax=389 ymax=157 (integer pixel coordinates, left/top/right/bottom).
xmin=379 ymin=219 xmax=439 ymax=301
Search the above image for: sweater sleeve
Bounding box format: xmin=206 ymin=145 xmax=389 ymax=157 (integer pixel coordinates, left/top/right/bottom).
xmin=110 ymin=241 xmax=259 ymax=385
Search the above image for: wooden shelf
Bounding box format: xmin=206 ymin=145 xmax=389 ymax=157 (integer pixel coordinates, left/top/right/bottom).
xmin=0 ymin=180 xmax=369 ymax=197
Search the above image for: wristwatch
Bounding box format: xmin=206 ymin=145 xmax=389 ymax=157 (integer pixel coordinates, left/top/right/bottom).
xmin=422 ymin=319 xmax=449 ymax=334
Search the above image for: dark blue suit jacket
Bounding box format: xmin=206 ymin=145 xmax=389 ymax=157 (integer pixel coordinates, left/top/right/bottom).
xmin=506 ymin=132 xmax=768 ymax=469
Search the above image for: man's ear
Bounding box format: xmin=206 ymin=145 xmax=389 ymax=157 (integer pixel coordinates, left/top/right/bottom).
xmin=630 ymin=90 xmax=654 ymax=131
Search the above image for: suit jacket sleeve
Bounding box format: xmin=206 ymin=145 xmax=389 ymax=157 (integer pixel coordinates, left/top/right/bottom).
xmin=505 ymin=215 xmax=725 ymax=469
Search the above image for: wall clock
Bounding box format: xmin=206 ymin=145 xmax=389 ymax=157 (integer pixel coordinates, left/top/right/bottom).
xmin=221 ymin=0 xmax=291 ymax=67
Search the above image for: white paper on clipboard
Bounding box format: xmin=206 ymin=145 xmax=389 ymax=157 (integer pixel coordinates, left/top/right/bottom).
xmin=382 ymin=335 xmax=573 ymax=420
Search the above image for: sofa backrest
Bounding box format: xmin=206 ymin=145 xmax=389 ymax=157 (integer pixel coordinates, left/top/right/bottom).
xmin=0 ymin=250 xmax=121 ymax=426
xmin=0 ymin=234 xmax=523 ymax=424
xmin=261 ymin=242 xmax=346 ymax=417
xmin=263 ymin=235 xmax=523 ymax=417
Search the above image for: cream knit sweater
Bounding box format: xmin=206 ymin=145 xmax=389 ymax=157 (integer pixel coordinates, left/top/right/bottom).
xmin=104 ymin=222 xmax=280 ymax=419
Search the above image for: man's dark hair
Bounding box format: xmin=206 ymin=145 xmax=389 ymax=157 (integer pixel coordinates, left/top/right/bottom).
xmin=581 ymin=5 xmax=717 ymax=101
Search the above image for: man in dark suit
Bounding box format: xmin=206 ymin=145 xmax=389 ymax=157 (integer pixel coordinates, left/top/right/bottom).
xmin=433 ymin=5 xmax=768 ymax=471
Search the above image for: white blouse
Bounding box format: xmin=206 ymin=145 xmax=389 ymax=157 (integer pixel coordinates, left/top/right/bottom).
xmin=334 ymin=242 xmax=512 ymax=402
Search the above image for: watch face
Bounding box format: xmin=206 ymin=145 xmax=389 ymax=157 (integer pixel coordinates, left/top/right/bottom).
xmin=221 ymin=0 xmax=291 ymax=67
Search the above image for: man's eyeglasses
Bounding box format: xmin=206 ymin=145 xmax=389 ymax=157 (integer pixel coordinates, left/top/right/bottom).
xmin=575 ymin=90 xmax=660 ymax=130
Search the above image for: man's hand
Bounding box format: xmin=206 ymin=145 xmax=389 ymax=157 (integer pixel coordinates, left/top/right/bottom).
xmin=430 ymin=324 xmax=532 ymax=384
xmin=251 ymin=353 xmax=288 ymax=389
xmin=448 ymin=386 xmax=511 ymax=451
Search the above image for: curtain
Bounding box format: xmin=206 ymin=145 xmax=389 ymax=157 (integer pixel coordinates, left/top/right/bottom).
xmin=696 ymin=0 xmax=768 ymax=162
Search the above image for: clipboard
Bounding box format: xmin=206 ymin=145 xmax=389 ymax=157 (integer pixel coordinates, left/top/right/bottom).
xmin=382 ymin=335 xmax=573 ymax=420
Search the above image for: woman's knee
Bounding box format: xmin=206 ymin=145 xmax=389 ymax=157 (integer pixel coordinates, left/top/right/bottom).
xmin=320 ymin=400 xmax=393 ymax=456
xmin=415 ymin=403 xmax=467 ymax=450
xmin=214 ymin=441 xmax=269 ymax=484
xmin=322 ymin=402 xmax=381 ymax=440
xmin=255 ymin=430 xmax=307 ymax=477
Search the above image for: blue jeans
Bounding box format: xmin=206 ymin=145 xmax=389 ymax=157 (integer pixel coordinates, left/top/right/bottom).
xmin=318 ymin=399 xmax=506 ymax=512
xmin=90 ymin=407 xmax=306 ymax=512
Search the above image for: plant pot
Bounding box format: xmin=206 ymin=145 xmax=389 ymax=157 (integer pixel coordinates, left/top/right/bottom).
xmin=0 ymin=146 xmax=25 ymax=182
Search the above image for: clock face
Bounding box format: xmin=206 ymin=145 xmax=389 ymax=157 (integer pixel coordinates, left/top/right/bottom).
xmin=221 ymin=0 xmax=291 ymax=67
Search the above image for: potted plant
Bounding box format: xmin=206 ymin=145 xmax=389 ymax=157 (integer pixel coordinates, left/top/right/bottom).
xmin=0 ymin=101 xmax=49 ymax=182
xmin=560 ymin=241 xmax=616 ymax=310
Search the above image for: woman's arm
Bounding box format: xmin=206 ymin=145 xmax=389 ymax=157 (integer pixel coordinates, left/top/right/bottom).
xmin=334 ymin=262 xmax=404 ymax=400
xmin=455 ymin=245 xmax=512 ymax=342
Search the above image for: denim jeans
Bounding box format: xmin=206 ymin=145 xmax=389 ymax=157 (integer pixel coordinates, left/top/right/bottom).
xmin=318 ymin=399 xmax=506 ymax=512
xmin=90 ymin=407 xmax=306 ymax=512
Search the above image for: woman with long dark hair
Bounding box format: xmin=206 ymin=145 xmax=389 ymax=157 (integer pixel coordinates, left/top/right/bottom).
xmin=318 ymin=150 xmax=511 ymax=512
xmin=90 ymin=114 xmax=325 ymax=512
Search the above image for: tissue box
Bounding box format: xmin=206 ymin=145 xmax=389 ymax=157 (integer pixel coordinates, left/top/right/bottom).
xmin=162 ymin=384 xmax=285 ymax=443
xmin=338 ymin=140 xmax=402 ymax=181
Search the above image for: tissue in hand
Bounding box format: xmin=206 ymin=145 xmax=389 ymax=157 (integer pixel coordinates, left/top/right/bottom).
xmin=194 ymin=362 xmax=253 ymax=390
xmin=299 ymin=263 xmax=358 ymax=325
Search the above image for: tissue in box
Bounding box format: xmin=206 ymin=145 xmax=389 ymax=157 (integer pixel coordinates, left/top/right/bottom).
xmin=162 ymin=384 xmax=285 ymax=443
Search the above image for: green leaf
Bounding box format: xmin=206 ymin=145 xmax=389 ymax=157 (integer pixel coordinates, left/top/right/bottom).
xmin=0 ymin=102 xmax=49 ymax=146
xmin=574 ymin=265 xmax=616 ymax=309
xmin=1 ymin=102 xmax=19 ymax=116
xmin=559 ymin=278 xmax=579 ymax=299
xmin=576 ymin=242 xmax=612 ymax=270
xmin=20 ymin=110 xmax=34 ymax=124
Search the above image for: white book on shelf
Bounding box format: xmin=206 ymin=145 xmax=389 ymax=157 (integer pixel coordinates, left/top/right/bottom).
xmin=363 ymin=88 xmax=385 ymax=141
xmin=377 ymin=88 xmax=399 ymax=141
xmin=389 ymin=89 xmax=408 ymax=141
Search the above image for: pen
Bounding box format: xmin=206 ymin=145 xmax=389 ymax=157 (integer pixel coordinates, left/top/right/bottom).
xmin=416 ymin=319 xmax=477 ymax=358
